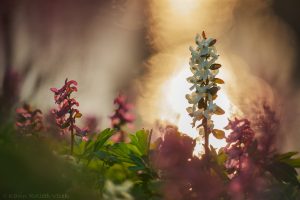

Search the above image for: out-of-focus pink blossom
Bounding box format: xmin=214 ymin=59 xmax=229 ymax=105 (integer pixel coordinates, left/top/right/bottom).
xmin=151 ymin=125 xmax=225 ymax=200
xmin=254 ymin=104 xmax=279 ymax=157
xmin=110 ymin=130 xmax=125 ymax=143
xmin=15 ymin=103 xmax=43 ymax=134
xmin=224 ymin=118 xmax=255 ymax=173
xmin=110 ymin=94 xmax=135 ymax=142
xmin=110 ymin=94 xmax=135 ymax=130
xmin=224 ymin=118 xmax=270 ymax=199
xmin=82 ymin=136 xmax=89 ymax=142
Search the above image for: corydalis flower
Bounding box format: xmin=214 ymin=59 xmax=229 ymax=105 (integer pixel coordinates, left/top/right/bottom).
xmin=110 ymin=94 xmax=135 ymax=129
xmin=224 ymin=118 xmax=273 ymax=199
xmin=16 ymin=103 xmax=43 ymax=134
xmin=186 ymin=32 xmax=224 ymax=129
xmin=50 ymin=79 xmax=88 ymax=153
xmin=186 ymin=32 xmax=225 ymax=156
xmin=254 ymin=104 xmax=279 ymax=157
xmin=224 ymin=118 xmax=255 ymax=174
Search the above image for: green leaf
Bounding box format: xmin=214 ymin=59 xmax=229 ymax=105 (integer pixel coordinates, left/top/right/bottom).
xmin=281 ymin=159 xmax=300 ymax=168
xmin=129 ymin=130 xmax=150 ymax=156
xmin=217 ymin=151 xmax=227 ymax=165
xmin=276 ymin=152 xmax=298 ymax=161
xmin=84 ymin=138 xmax=94 ymax=152
xmin=212 ymin=129 xmax=225 ymax=139
xmin=73 ymin=139 xmax=87 ymax=156
xmin=94 ymin=150 xmax=119 ymax=165
xmin=128 ymin=165 xmax=145 ymax=171
xmin=83 ymin=129 xmax=115 ymax=164
xmin=109 ymin=143 xmax=132 ymax=163
xmin=61 ymin=121 xmax=70 ymax=129
xmin=267 ymin=161 xmax=299 ymax=185
xmin=129 ymin=153 xmax=146 ymax=168
xmin=93 ymin=128 xmax=114 ymax=151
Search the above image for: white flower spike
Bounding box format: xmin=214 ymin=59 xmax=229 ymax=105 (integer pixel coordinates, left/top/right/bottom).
xmin=186 ymin=31 xmax=225 ymax=155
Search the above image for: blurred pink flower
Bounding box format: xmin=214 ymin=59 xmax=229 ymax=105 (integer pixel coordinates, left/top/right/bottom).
xmin=110 ymin=94 xmax=135 ymax=129
xmin=15 ymin=103 xmax=43 ymax=134
xmin=224 ymin=118 xmax=270 ymax=199
xmin=151 ymin=125 xmax=224 ymax=200
xmin=82 ymin=136 xmax=89 ymax=142
xmin=224 ymin=118 xmax=255 ymax=173
xmin=254 ymin=104 xmax=279 ymax=157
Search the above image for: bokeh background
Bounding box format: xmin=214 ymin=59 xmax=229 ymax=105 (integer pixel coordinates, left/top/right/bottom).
xmin=1 ymin=0 xmax=300 ymax=152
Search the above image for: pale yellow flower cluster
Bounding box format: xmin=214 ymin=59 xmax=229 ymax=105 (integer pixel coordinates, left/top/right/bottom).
xmin=186 ymin=32 xmax=225 ymax=139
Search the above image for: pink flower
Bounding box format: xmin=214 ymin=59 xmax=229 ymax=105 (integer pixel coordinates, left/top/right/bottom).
xmin=15 ymin=103 xmax=43 ymax=133
xmin=224 ymin=118 xmax=255 ymax=174
xmin=151 ymin=124 xmax=225 ymax=199
xmin=224 ymin=118 xmax=269 ymax=198
xmin=110 ymin=94 xmax=135 ymax=130
xmin=50 ymin=78 xmax=88 ymax=143
xmin=82 ymin=136 xmax=89 ymax=142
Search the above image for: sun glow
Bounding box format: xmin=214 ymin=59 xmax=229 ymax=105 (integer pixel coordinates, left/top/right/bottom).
xmin=169 ymin=0 xmax=199 ymax=15
xmin=159 ymin=66 xmax=236 ymax=155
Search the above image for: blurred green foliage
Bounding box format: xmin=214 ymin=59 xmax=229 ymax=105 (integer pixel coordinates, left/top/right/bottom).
xmin=1 ymin=122 xmax=300 ymax=199
xmin=0 ymin=124 xmax=162 ymax=200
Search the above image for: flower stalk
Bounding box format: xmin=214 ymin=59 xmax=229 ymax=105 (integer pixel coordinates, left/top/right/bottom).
xmin=186 ymin=31 xmax=225 ymax=157
xmin=50 ymin=78 xmax=88 ymax=155
xmin=224 ymin=118 xmax=255 ymax=175
xmin=110 ymin=94 xmax=135 ymax=142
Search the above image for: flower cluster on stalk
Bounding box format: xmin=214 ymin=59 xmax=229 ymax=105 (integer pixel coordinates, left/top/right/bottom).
xmin=223 ymin=118 xmax=275 ymax=199
xmin=50 ymin=79 xmax=88 ymax=139
xmin=110 ymin=94 xmax=135 ymax=142
xmin=254 ymin=104 xmax=279 ymax=156
xmin=110 ymin=94 xmax=135 ymax=130
xmin=224 ymin=118 xmax=255 ymax=175
xmin=186 ymin=32 xmax=225 ymax=154
xmin=15 ymin=103 xmax=43 ymax=133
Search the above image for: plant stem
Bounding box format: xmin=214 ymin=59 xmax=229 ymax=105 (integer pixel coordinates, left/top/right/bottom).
xmin=68 ymin=97 xmax=74 ymax=155
xmin=71 ymin=127 xmax=74 ymax=155
xmin=203 ymin=80 xmax=210 ymax=160
xmin=203 ymin=117 xmax=209 ymax=156
xmin=120 ymin=130 xmax=125 ymax=142
xmin=70 ymin=105 xmax=74 ymax=155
